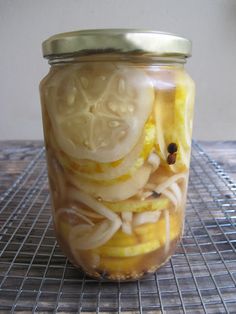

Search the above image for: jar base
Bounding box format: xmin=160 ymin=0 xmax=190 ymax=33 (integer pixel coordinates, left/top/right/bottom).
xmin=66 ymin=236 xmax=181 ymax=282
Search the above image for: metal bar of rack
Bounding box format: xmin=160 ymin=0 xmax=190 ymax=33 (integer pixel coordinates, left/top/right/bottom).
xmin=0 ymin=142 xmax=235 ymax=313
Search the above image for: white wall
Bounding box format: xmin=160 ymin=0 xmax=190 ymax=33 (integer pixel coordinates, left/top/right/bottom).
xmin=0 ymin=0 xmax=236 ymax=140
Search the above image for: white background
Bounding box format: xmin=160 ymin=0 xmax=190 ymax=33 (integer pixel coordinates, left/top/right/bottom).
xmin=0 ymin=0 xmax=236 ymax=140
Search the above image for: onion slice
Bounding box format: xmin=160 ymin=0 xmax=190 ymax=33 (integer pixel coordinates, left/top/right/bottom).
xmin=55 ymin=208 xmax=94 ymax=227
xmin=133 ymin=209 xmax=162 ymax=227
xmin=68 ymin=223 xmax=92 ymax=237
xmin=68 ymin=188 xmax=120 ymax=222
xmin=153 ymin=173 xmax=186 ymax=194
xmin=147 ymin=152 xmax=161 ymax=172
xmin=72 ymin=211 xmax=95 ymax=226
xmin=121 ymin=212 xmax=133 ymax=222
xmin=71 ymin=205 xmax=103 ymax=219
xmin=68 ymin=165 xmax=152 ymax=202
xmin=169 ymin=182 xmax=182 ymax=206
xmin=161 ymin=189 xmax=178 ymax=208
xmin=141 ymin=191 xmax=153 ymax=200
xmin=69 ymin=218 xmax=122 ymax=250
xmin=121 ymin=212 xmax=133 ymax=235
xmin=122 ymin=222 xmax=132 ymax=235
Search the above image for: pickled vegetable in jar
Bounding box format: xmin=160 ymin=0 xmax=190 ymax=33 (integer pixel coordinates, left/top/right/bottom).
xmin=40 ymin=29 xmax=195 ymax=281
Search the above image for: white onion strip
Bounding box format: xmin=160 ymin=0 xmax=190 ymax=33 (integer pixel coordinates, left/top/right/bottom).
xmin=141 ymin=191 xmax=153 ymax=200
xmin=161 ymin=190 xmax=178 ymax=208
xmin=69 ymin=219 xmax=121 ymax=250
xmin=73 ymin=211 xmax=95 ymax=226
xmin=121 ymin=212 xmax=133 ymax=234
xmin=68 ymin=188 xmax=120 ymax=222
xmin=170 ymin=182 xmax=182 ymax=206
xmin=121 ymin=212 xmax=132 ymax=222
xmin=154 ymin=173 xmax=186 ymax=194
xmin=147 ymin=152 xmax=161 ymax=172
xmin=164 ymin=210 xmax=170 ymax=253
xmin=142 ymin=174 xmax=186 ymax=202
xmin=141 ymin=187 xmax=178 ymax=205
xmin=70 ymin=221 xmax=108 ymax=250
xmin=55 ymin=208 xmax=94 ymax=227
xmin=68 ymin=223 xmax=92 ymax=237
xmin=71 ymin=206 xmax=103 ymax=219
xmin=133 ymin=209 xmax=161 ymax=227
xmin=122 ymin=222 xmax=132 ymax=235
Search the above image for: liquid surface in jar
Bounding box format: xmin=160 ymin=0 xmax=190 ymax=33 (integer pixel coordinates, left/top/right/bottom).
xmin=40 ymin=62 xmax=195 ymax=280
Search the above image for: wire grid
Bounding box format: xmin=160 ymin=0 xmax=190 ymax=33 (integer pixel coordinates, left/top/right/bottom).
xmin=0 ymin=142 xmax=236 ymax=314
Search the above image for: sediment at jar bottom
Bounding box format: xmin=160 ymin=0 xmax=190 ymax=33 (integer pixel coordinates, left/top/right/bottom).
xmin=40 ymin=62 xmax=194 ymax=281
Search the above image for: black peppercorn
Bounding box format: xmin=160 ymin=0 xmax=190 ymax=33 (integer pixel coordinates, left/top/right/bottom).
xmin=167 ymin=153 xmax=177 ymax=165
xmin=167 ymin=143 xmax=178 ymax=154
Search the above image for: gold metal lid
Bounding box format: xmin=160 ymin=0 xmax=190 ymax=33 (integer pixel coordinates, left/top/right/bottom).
xmin=42 ymin=29 xmax=192 ymax=59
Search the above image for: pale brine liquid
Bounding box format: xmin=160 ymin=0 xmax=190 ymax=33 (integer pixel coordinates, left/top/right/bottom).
xmin=40 ymin=62 xmax=195 ymax=280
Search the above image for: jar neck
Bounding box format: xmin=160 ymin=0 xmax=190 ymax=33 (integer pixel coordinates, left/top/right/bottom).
xmin=48 ymin=53 xmax=186 ymax=66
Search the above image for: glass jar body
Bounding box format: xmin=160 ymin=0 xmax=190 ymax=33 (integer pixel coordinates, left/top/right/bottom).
xmin=40 ymin=56 xmax=195 ymax=281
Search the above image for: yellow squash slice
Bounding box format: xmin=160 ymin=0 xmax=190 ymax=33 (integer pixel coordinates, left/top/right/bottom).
xmin=153 ymin=68 xmax=195 ymax=172
xmin=103 ymin=197 xmax=169 ymax=213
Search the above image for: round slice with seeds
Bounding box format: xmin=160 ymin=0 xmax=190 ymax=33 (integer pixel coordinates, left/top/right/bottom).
xmin=52 ymin=119 xmax=155 ymax=182
xmin=46 ymin=63 xmax=154 ymax=162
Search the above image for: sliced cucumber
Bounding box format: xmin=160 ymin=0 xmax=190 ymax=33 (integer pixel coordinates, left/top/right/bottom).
xmin=68 ymin=164 xmax=152 ymax=202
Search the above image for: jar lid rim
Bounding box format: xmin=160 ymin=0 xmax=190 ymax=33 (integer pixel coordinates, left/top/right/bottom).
xmin=42 ymin=29 xmax=192 ymax=59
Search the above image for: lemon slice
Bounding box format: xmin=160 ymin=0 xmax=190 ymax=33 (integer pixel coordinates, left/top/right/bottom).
xmin=46 ymin=63 xmax=154 ymax=163
xmin=103 ymin=197 xmax=169 ymax=213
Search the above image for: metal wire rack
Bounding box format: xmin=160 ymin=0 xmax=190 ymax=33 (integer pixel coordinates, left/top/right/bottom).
xmin=0 ymin=142 xmax=236 ymax=313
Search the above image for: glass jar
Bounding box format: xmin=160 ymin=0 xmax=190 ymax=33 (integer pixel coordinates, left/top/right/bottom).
xmin=40 ymin=29 xmax=195 ymax=281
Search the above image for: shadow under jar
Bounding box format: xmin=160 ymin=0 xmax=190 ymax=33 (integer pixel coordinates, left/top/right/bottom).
xmin=40 ymin=29 xmax=195 ymax=281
